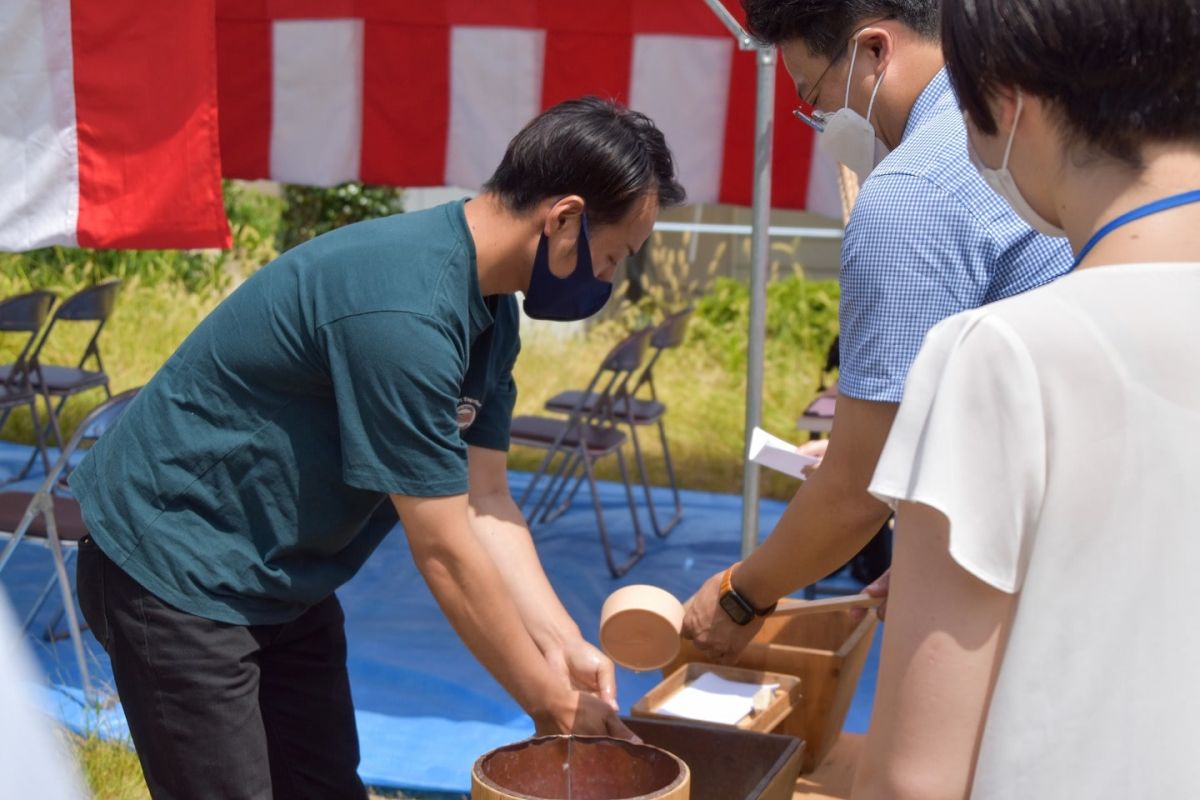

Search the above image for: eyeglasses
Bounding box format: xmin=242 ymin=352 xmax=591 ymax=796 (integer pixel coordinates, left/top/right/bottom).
xmin=791 ymin=16 xmax=895 ymax=134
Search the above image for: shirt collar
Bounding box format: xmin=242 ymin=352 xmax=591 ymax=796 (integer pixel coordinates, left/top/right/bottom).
xmin=902 ymin=67 xmax=953 ymax=142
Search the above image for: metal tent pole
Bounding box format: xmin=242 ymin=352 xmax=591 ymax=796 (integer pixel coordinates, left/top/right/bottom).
xmin=702 ymin=0 xmax=776 ymax=558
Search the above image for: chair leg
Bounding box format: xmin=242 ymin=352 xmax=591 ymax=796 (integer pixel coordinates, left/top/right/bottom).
xmin=518 ymin=441 xmax=567 ymax=516
xmin=655 ymin=419 xmax=684 ymax=536
xmin=45 ymin=525 xmax=91 ymax=700
xmin=582 ymin=453 xmax=643 ymax=578
xmin=12 ymin=397 xmax=54 ymax=482
xmin=541 ymin=453 xmax=588 ymax=524
xmin=531 ymin=449 xmax=581 ymax=524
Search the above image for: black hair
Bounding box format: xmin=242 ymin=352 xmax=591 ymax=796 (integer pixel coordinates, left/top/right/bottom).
xmin=482 ymin=97 xmax=685 ymax=226
xmin=943 ymin=0 xmax=1200 ymax=165
xmin=742 ymin=0 xmax=939 ymax=57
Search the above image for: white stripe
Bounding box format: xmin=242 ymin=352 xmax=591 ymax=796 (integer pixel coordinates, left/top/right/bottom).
xmin=0 ymin=0 xmax=78 ymax=250
xmin=270 ymin=20 xmax=363 ymax=186
xmin=444 ymin=27 xmax=545 ymax=190
xmin=629 ymin=35 xmax=733 ymax=205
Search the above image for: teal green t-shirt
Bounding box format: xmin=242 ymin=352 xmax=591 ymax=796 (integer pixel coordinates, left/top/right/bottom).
xmin=70 ymin=201 xmax=520 ymax=624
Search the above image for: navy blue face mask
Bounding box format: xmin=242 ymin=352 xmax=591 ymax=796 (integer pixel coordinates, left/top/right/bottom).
xmin=522 ymin=214 xmax=613 ymax=321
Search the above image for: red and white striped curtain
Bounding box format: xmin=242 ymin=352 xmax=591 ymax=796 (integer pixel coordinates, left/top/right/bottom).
xmin=0 ymin=0 xmax=230 ymax=251
xmin=0 ymin=1 xmax=841 ymax=252
xmin=215 ymin=1 xmax=842 ymax=216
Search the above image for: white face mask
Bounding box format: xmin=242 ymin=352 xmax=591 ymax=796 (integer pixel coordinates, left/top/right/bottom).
xmin=966 ymin=93 xmax=1067 ymax=238
xmin=817 ymin=36 xmax=890 ymax=182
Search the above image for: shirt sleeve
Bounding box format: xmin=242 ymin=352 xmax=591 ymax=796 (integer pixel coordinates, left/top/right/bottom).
xmin=318 ymin=311 xmax=469 ymax=497
xmin=869 ymin=310 xmax=1046 ymax=593
xmin=838 ymin=173 xmax=1000 ymax=403
xmin=462 ymin=371 xmax=517 ymax=452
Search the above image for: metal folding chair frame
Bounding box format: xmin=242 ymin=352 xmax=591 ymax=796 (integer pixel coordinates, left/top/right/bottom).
xmin=0 ymin=291 xmax=60 ymax=482
xmin=0 ymin=387 xmax=140 ymax=701
xmin=13 ymin=280 xmax=121 ymax=482
xmin=513 ymin=328 xmax=653 ymax=577
xmin=543 ymin=308 xmax=693 ymax=539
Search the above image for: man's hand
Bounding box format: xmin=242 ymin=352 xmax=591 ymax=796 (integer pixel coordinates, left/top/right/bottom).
xmin=797 ymin=439 xmax=829 ymax=478
xmin=542 ymin=639 xmax=638 ymax=740
xmin=544 ymin=639 xmax=618 ymax=710
xmin=533 ymin=688 xmax=640 ymax=741
xmin=680 ymin=569 xmax=764 ymax=664
xmin=850 ymin=568 xmax=890 ymax=621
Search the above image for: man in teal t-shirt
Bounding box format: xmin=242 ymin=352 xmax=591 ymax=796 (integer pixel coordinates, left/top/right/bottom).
xmin=72 ymin=97 xmax=685 ymax=800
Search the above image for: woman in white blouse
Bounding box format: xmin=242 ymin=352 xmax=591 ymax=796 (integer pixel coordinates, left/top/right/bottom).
xmin=853 ymin=0 xmax=1200 ymax=798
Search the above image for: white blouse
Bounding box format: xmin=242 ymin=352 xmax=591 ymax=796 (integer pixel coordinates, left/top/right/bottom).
xmin=871 ymin=263 xmax=1200 ymax=799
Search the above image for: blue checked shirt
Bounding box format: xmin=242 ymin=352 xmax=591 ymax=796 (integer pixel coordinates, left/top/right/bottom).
xmin=837 ymin=69 xmax=1074 ymax=403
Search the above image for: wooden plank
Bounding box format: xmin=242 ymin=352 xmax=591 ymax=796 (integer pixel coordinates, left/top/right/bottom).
xmin=793 ymin=733 xmax=863 ymax=800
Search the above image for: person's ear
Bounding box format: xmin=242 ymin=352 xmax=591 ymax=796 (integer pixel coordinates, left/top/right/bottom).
xmin=856 ymin=26 xmax=893 ymax=76
xmin=990 ymin=87 xmax=1021 ymax=135
xmin=543 ymin=195 xmax=585 ymax=238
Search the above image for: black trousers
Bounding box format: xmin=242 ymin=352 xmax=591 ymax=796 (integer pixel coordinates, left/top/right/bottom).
xmin=76 ymin=536 xmax=367 ymax=800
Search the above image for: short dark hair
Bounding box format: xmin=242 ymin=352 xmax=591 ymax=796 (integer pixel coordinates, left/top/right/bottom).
xmin=742 ymin=0 xmax=939 ymax=58
xmin=482 ymin=97 xmax=685 ymax=226
xmin=943 ymin=0 xmax=1200 ymax=165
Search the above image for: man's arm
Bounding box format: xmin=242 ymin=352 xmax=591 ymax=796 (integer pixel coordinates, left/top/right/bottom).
xmin=682 ymin=396 xmax=897 ymax=659
xmin=852 ymin=501 xmax=1013 ymax=799
xmin=465 ymin=446 xmax=629 ymax=728
xmin=391 ymin=490 xmax=626 ymax=737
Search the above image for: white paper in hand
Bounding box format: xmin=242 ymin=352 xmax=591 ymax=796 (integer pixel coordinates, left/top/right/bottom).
xmin=748 ymin=426 xmax=819 ymax=480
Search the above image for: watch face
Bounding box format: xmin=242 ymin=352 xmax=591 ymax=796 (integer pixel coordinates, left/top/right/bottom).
xmin=719 ymin=591 xmax=755 ymax=626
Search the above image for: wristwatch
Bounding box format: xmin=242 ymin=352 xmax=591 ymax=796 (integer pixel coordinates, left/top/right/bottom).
xmin=717 ymin=565 xmax=777 ymax=626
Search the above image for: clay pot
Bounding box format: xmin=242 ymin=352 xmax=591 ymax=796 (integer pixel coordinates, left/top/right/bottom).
xmin=472 ymin=735 xmax=690 ymax=800
xmin=599 ymin=585 xmax=685 ymax=671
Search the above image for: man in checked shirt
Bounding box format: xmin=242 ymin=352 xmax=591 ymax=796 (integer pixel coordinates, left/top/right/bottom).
xmin=683 ymin=0 xmax=1073 ymax=655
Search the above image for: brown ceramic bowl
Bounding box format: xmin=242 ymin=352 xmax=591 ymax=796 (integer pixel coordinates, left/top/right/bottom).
xmin=599 ymin=585 xmax=685 ymax=672
xmin=472 ymin=734 xmax=690 ymax=800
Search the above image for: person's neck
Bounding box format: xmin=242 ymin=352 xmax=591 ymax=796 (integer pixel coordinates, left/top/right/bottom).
xmin=874 ymin=46 xmax=944 ymax=150
xmin=463 ymin=193 xmax=538 ymax=296
xmin=1056 ymin=143 xmax=1200 ymax=270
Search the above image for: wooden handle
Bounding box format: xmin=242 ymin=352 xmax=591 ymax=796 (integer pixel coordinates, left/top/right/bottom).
xmin=773 ymin=593 xmax=882 ymax=618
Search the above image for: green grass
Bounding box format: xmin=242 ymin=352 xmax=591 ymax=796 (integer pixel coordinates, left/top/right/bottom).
xmin=69 ymin=732 xmax=462 ymax=799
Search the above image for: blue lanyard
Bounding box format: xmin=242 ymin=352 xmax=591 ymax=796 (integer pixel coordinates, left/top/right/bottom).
xmin=1074 ymin=189 xmax=1200 ymax=268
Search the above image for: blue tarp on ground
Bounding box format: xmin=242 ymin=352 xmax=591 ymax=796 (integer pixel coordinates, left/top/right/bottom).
xmin=0 ymin=442 xmax=878 ymax=794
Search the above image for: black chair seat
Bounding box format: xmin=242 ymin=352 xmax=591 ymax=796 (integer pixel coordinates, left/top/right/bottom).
xmin=0 ymin=492 xmax=88 ymax=541
xmin=545 ymin=391 xmax=666 ymax=423
xmin=31 ymin=365 xmax=108 ymax=394
xmin=510 ymin=415 xmax=627 ymax=456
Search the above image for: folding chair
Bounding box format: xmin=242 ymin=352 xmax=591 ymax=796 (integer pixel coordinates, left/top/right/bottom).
xmin=0 ymin=387 xmax=140 ymax=699
xmin=542 ymin=307 xmax=693 ymax=537
xmin=0 ymin=291 xmax=60 ymax=481
xmin=796 ymin=335 xmax=839 ymax=440
xmin=511 ymin=327 xmax=653 ymax=577
xmin=10 ymin=279 xmax=122 ymax=481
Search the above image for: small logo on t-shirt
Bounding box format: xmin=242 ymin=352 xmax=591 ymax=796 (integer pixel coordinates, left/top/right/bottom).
xmin=456 ymin=397 xmax=481 ymax=431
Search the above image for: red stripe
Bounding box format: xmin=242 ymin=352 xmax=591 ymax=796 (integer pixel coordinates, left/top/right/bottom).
xmin=769 ymin=59 xmax=813 ymax=210
xmin=72 ymin=0 xmax=230 ymax=248
xmin=541 ymin=31 xmax=633 ymax=108
xmin=360 ymin=23 xmax=450 ymax=186
xmin=718 ymin=48 xmax=757 ymax=207
xmin=215 ymin=19 xmax=272 ymax=180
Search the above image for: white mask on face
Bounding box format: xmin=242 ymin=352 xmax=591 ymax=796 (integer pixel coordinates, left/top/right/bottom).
xmin=966 ymin=93 xmax=1067 ymax=238
xmin=817 ymin=35 xmax=891 ymax=182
